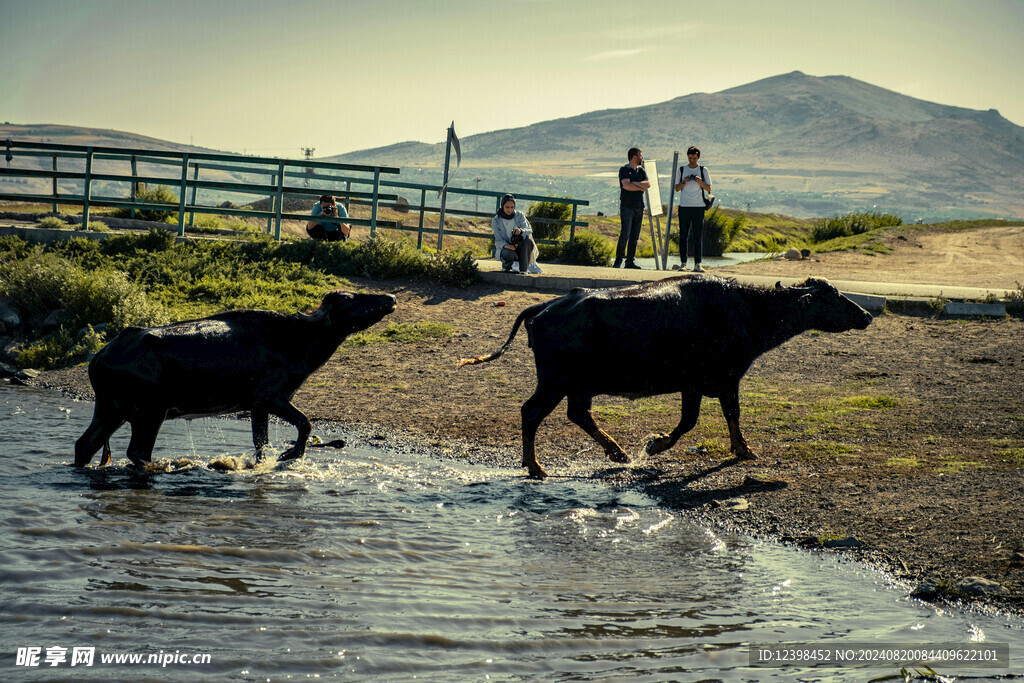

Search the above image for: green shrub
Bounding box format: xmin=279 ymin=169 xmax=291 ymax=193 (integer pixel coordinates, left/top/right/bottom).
xmin=17 ymin=325 xmax=107 ymax=370
xmin=37 ymin=216 xmax=71 ymax=230
xmin=0 ymin=251 xmax=168 ymax=333
xmin=110 ymin=184 xmax=178 ymax=222
xmin=704 ymin=209 xmax=745 ymax=257
xmin=527 ymin=199 xmax=573 ymax=241
xmin=560 ymin=230 xmax=613 ymax=266
xmin=427 ymin=249 xmax=478 ymax=287
xmin=670 ymin=208 xmax=745 ymax=257
xmin=352 ymin=236 xmax=428 ymax=279
xmin=811 ymin=212 xmax=902 ymax=242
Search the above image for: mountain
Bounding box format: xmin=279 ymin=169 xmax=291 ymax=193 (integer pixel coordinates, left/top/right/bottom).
xmin=331 ymin=71 xmax=1024 ymax=220
xmin=4 ymin=73 xmax=1024 ymax=220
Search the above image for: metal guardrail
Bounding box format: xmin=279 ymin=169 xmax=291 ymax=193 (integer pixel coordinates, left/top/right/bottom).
xmin=1 ymin=139 xmax=590 ymax=250
xmin=0 ymin=139 xmax=400 ymax=240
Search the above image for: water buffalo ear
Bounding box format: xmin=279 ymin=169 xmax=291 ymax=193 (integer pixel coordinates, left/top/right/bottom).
xmin=798 ymin=293 xmax=813 ymax=309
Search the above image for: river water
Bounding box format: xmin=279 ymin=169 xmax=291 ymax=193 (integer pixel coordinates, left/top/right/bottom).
xmin=2 ymin=383 xmax=1022 ymax=681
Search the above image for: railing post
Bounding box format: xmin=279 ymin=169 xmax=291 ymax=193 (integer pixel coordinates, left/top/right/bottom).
xmin=569 ymin=203 xmax=578 ymax=243
xmin=370 ymin=169 xmax=380 ymax=237
xmin=82 ymin=148 xmax=93 ymax=229
xmin=177 ymin=153 xmax=190 ymax=236
xmin=417 ymin=188 xmax=426 ymax=250
xmin=188 ymin=163 xmax=200 ymax=228
xmin=274 ymin=160 xmax=286 ymax=240
xmin=267 ymin=173 xmax=275 ymax=235
xmin=130 ymin=155 xmax=138 ymax=219
xmin=51 ymin=155 xmax=58 ymax=213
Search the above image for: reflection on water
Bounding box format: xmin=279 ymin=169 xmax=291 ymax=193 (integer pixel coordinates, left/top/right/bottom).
xmin=2 ymin=383 xmax=1022 ymax=681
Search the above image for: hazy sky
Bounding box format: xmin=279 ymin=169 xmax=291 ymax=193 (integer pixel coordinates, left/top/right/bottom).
xmin=2 ymin=0 xmax=1022 ymax=158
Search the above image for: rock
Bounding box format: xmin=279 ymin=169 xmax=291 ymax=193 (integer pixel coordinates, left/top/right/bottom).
xmin=911 ymin=578 xmax=941 ymax=601
xmin=1 ymin=339 xmax=21 ymax=363
xmin=41 ymin=308 xmax=73 ymax=331
xmin=823 ymin=536 xmax=864 ymax=549
xmin=954 ymin=576 xmax=1009 ymax=598
xmin=801 ymin=249 xmax=811 ymax=259
xmin=11 ymin=368 xmax=41 ymax=386
xmin=0 ymin=361 xmax=16 ymax=378
xmin=784 ymin=247 xmax=803 ymax=261
xmin=0 ymin=299 xmax=21 ymax=329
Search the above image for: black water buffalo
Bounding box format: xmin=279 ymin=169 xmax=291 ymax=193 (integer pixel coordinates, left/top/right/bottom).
xmin=459 ymin=276 xmax=872 ymax=478
xmin=75 ymin=290 xmax=396 ymax=468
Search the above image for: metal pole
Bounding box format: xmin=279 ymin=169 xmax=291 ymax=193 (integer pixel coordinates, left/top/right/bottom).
xmin=436 ymin=123 xmax=453 ymax=252
xmin=188 ymin=163 xmax=200 ymax=228
xmin=82 ymin=148 xmax=93 ymax=229
xmin=267 ymin=173 xmax=275 ymax=235
xmin=176 ymin=153 xmax=189 ymax=236
xmin=417 ymin=188 xmax=426 ymax=250
xmin=51 ymin=155 xmax=58 ymax=214
xmin=662 ymin=151 xmax=680 ymax=269
xmin=642 ymin=160 xmax=661 ymax=270
xmin=273 ymin=160 xmax=286 ymax=240
xmin=129 ymin=155 xmax=137 ymax=219
xmin=370 ymin=169 xmax=380 ymax=237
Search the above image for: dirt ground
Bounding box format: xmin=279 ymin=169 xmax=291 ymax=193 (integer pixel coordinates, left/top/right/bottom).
xmin=32 ymin=224 xmax=1024 ymax=611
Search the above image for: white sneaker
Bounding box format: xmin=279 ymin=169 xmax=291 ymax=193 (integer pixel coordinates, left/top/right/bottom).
xmin=693 ymin=264 xmax=705 ymax=273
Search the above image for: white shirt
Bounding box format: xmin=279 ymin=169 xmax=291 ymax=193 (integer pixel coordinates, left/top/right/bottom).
xmin=678 ymin=165 xmax=711 ymax=208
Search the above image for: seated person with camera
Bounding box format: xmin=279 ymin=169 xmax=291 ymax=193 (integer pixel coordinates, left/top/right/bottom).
xmin=306 ymin=195 xmax=351 ymax=241
xmin=491 ymin=194 xmax=540 ymax=274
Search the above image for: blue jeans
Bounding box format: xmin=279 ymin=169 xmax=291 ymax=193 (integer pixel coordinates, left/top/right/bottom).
xmin=616 ymin=205 xmax=644 ymax=264
xmin=677 ymin=206 xmax=705 ymax=264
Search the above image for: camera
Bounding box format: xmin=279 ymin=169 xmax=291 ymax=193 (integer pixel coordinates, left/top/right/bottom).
xmin=323 ymin=205 xmax=335 ymax=215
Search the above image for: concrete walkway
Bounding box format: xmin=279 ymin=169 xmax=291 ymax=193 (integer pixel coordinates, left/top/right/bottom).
xmin=476 ymin=259 xmax=1016 ymax=314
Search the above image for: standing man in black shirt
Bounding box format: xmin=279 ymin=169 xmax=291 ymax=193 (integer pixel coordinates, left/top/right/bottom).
xmin=615 ymin=147 xmax=650 ymax=269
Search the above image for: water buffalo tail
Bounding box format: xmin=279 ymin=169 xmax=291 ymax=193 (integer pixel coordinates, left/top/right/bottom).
xmin=457 ymin=301 xmax=549 ymax=367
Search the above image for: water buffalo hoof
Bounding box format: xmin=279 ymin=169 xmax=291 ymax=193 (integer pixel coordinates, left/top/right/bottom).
xmin=608 ymin=451 xmax=631 ymax=464
xmin=278 ymin=451 xmax=304 ymax=462
xmin=526 ymin=464 xmax=548 ymax=479
xmin=645 ymin=435 xmax=671 ymax=455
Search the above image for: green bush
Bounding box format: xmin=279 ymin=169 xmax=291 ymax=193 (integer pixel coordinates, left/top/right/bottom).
xmin=427 ymin=249 xmax=478 ymax=287
xmin=560 ymin=230 xmax=613 ymax=266
xmin=111 ymin=184 xmax=178 ymax=222
xmin=811 ymin=212 xmax=902 ymax=242
xmin=351 ymin=236 xmax=429 ymax=279
xmin=704 ymin=209 xmax=746 ymax=257
xmin=37 ymin=216 xmax=71 ymax=230
xmin=670 ymin=208 xmax=745 ymax=257
xmin=527 ymin=199 xmax=573 ymax=241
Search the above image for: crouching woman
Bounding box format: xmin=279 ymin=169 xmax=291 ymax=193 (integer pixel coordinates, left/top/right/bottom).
xmin=491 ymin=194 xmax=540 ymax=274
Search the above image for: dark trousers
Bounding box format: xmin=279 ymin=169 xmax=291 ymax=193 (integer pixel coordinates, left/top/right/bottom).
xmin=307 ymin=224 xmax=345 ymax=241
xmin=677 ymin=206 xmax=705 ymax=263
xmin=500 ymin=235 xmax=535 ymax=272
xmin=616 ymin=205 xmax=644 ymax=264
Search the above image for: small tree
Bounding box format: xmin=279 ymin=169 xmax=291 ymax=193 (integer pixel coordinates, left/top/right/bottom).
xmin=527 ymin=199 xmax=572 ymax=241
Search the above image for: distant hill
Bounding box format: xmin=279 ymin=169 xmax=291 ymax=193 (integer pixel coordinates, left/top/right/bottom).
xmin=5 ymin=72 xmax=1024 ymax=220
xmin=331 ymin=71 xmax=1024 ymax=220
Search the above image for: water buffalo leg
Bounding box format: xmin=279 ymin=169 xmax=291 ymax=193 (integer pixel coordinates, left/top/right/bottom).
xmin=269 ymin=401 xmax=312 ymax=461
xmin=566 ymin=394 xmax=629 ymax=464
xmin=125 ymin=411 xmax=166 ymax=468
xmin=251 ymin=407 xmax=270 ymax=460
xmin=719 ymin=387 xmax=756 ymax=460
xmin=521 ymin=387 xmax=564 ymax=479
xmin=74 ymin=400 xmax=123 ymax=467
xmin=646 ymin=390 xmax=702 ymax=456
